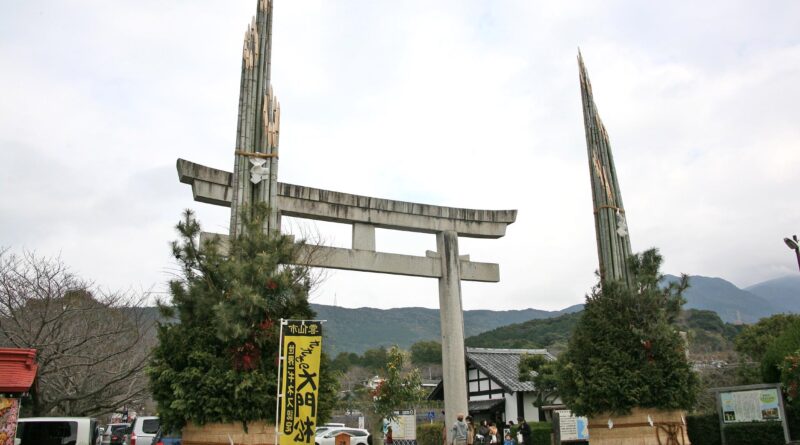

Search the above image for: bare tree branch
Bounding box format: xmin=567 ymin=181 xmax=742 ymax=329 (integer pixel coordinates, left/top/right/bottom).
xmin=0 ymin=248 xmax=155 ymax=416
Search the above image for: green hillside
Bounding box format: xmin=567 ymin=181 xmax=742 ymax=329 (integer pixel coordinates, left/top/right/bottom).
xmin=464 ymin=308 xmax=742 ymax=358
xmin=312 ymin=303 xmax=580 ymax=355
xmin=141 ymin=273 xmax=792 ymax=355
xmin=465 ymin=311 xmax=581 ymax=354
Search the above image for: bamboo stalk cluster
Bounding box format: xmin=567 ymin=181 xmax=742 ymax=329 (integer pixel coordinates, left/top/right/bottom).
xmin=578 ymin=52 xmax=633 ymax=287
xmin=230 ymin=0 xmax=281 ymax=238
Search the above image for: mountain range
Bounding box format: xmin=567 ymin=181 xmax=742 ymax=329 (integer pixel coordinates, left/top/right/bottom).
xmin=667 ymin=274 xmax=800 ymax=323
xmin=313 ymin=274 xmax=800 ymax=354
xmin=312 ymin=303 xmax=582 ymax=355
xmin=745 ymin=275 xmax=800 ymax=313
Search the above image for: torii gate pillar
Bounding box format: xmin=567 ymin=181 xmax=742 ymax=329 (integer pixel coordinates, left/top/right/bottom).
xmin=437 ymin=230 xmax=468 ymax=421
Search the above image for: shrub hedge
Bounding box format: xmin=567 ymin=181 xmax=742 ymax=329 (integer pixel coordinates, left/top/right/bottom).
xmin=417 ymin=422 xmax=444 ymax=445
xmin=724 ymin=422 xmax=785 ymax=444
xmin=686 ymin=413 xmax=721 ymax=445
xmin=686 ymin=413 xmax=791 ymax=445
xmin=788 ymin=405 xmax=800 ymax=439
xmin=529 ymin=422 xmax=551 ymax=445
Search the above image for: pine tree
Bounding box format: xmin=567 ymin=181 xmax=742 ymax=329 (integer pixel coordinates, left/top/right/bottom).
xmin=557 ymin=249 xmax=698 ymax=417
xmin=148 ymin=205 xmax=336 ymax=430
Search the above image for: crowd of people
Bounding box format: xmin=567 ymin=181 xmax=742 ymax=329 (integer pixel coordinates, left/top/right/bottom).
xmin=448 ymin=414 xmax=531 ymax=445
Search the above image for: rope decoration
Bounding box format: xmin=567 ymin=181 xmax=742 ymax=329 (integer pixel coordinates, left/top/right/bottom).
xmin=655 ymin=423 xmax=685 ymax=445
xmin=593 ymin=204 xmax=625 ymax=214
xmin=235 ymin=150 xmax=278 ymax=159
xmin=587 ymin=420 xmax=686 ymax=445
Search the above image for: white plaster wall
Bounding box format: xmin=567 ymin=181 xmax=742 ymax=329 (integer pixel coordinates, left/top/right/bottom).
xmin=522 ymin=392 xmax=540 ymax=422
xmin=504 ymin=394 xmax=518 ymax=422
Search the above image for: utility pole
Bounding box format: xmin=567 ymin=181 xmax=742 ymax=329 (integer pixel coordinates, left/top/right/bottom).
xmin=784 ymin=235 xmax=800 ymax=271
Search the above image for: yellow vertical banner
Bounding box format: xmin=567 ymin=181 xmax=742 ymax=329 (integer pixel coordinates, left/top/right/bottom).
xmin=280 ymin=320 xmax=322 ymax=445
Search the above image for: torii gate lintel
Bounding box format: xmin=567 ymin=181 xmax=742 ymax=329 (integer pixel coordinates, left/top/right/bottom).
xmin=180 ymin=159 xmax=515 ymax=283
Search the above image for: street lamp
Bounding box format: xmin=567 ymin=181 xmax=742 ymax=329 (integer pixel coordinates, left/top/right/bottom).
xmin=785 ymin=235 xmax=800 ymax=271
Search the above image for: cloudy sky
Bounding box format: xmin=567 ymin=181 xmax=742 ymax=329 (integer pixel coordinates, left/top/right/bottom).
xmin=1 ymin=0 xmax=798 ymax=311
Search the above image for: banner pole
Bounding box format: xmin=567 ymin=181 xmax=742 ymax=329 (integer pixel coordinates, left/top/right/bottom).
xmin=275 ymin=318 xmax=287 ymax=445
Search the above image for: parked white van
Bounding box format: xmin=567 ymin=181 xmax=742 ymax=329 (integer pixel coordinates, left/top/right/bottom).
xmin=129 ymin=417 xmax=159 ymax=445
xmin=15 ymin=417 xmax=102 ymax=445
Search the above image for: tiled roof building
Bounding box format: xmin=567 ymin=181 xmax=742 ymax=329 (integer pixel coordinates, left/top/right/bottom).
xmin=430 ymin=347 xmax=557 ymax=424
xmin=0 ymin=348 xmax=38 ymax=394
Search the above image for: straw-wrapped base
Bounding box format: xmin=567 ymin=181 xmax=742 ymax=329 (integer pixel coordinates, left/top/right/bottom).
xmin=587 ymin=408 xmax=690 ymax=445
xmin=182 ymin=421 xmax=277 ymax=445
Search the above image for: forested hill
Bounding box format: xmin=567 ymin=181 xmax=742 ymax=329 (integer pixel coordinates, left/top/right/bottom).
xmin=311 ymin=274 xmax=796 ymax=354
xmin=139 ymin=303 xmax=583 ymax=355
xmin=464 ymin=311 xmax=582 ymax=354
xmin=311 ymin=303 xmax=582 ymax=355
xmin=142 ymin=274 xmax=796 ymax=355
xmin=465 ymin=308 xmax=744 ymax=357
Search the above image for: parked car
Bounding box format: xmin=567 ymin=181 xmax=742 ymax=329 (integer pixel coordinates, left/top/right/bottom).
xmin=315 ymin=424 xmax=347 ymax=436
xmin=315 ymin=427 xmax=371 ymax=445
xmin=102 ymin=423 xmax=131 ymax=445
xmin=129 ymin=416 xmax=159 ymax=445
xmin=16 ymin=417 xmax=101 ymax=445
xmin=152 ymin=428 xmax=181 ymax=445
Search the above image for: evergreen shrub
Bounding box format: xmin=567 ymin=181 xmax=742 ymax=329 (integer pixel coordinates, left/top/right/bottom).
xmin=148 ymin=206 xmax=336 ymax=430
xmin=685 ymin=413 xmax=791 ymax=445
xmin=557 ymin=249 xmax=699 ymax=417
xmin=416 ymin=422 xmax=444 ymax=445
xmin=686 ymin=413 xmax=720 ymax=445
xmin=723 ymin=422 xmax=784 ymax=445
xmin=788 ymin=405 xmax=800 ymax=439
xmin=529 ymin=422 xmax=551 ymax=445
xmin=761 ymin=320 xmax=800 ymax=383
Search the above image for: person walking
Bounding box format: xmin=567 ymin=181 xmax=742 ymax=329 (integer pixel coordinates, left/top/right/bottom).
xmin=488 ymin=422 xmax=498 ymax=444
xmin=450 ymin=413 xmax=468 ymax=445
xmin=477 ymin=421 xmax=489 ymax=444
xmin=385 ymin=426 xmax=393 ymax=445
xmin=466 ymin=416 xmax=475 ymax=445
xmin=516 ymin=417 xmax=530 ymax=445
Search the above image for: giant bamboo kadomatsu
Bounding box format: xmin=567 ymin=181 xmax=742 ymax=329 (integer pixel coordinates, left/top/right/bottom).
xmin=560 ymin=52 xmax=697 ymax=445
xmin=578 ymin=51 xmax=633 ymax=287
xmin=229 ymin=0 xmax=281 ymax=237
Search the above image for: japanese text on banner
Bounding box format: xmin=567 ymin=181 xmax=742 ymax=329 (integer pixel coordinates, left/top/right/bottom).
xmin=280 ymin=321 xmax=322 ymax=445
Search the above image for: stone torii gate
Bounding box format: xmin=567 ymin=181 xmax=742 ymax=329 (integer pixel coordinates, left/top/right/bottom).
xmin=175 ymin=0 xmax=516 ymax=428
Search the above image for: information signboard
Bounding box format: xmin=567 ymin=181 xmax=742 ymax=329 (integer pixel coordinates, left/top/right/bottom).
xmin=389 ymin=410 xmax=417 ymax=442
xmin=720 ymin=387 xmax=781 ymax=423
xmin=555 ymin=409 xmax=589 ymax=442
xmin=714 ymin=383 xmax=790 ymax=445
